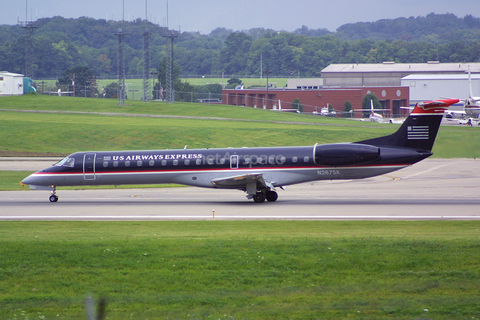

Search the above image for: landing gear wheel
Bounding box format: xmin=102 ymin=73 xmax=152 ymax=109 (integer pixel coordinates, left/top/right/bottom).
xmin=253 ymin=192 xmax=266 ymax=203
xmin=49 ymin=195 xmax=58 ymax=203
xmin=266 ymin=190 xmax=278 ymax=202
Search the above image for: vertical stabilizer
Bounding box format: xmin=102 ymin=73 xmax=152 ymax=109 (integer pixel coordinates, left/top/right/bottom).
xmin=357 ymin=99 xmax=459 ymax=151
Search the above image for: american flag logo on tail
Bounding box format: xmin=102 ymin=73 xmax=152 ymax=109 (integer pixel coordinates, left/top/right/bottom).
xmin=407 ymin=126 xmax=429 ymax=140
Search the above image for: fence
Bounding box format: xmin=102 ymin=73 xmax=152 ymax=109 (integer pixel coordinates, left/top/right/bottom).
xmin=36 ymin=84 xmax=224 ymax=102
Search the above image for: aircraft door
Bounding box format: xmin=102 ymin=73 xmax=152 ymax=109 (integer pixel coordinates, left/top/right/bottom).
xmin=83 ymin=153 xmax=96 ymax=180
xmin=230 ymin=155 xmax=239 ymax=169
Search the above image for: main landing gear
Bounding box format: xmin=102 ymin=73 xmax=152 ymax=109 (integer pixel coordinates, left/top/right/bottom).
xmin=252 ymin=190 xmax=278 ymax=203
xmin=49 ymin=187 xmax=59 ymax=202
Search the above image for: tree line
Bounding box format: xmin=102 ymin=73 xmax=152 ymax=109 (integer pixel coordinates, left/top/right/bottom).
xmin=0 ymin=13 xmax=480 ymax=79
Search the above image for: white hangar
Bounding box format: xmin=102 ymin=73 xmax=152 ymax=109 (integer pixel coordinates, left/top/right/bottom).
xmin=401 ymin=74 xmax=480 ymax=108
xmin=321 ymin=62 xmax=480 ymax=88
xmin=0 ymin=72 xmax=24 ymax=96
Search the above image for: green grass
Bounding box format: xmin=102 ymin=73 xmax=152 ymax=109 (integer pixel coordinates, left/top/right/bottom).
xmin=41 ymin=77 xmax=289 ymax=96
xmin=0 ymin=221 xmax=479 ymax=319
xmin=0 ymin=111 xmax=380 ymax=152
xmin=0 ymin=95 xmax=390 ymax=155
xmin=1 ymin=95 xmax=479 ymax=158
xmin=0 ymin=94 xmax=347 ymax=123
xmin=2 ymin=95 xmax=480 ymax=318
xmin=0 ymin=171 xmax=33 ymax=191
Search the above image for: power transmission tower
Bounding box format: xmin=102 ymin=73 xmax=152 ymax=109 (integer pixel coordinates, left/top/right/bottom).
xmin=18 ymin=21 xmax=37 ymax=78
xmin=163 ymin=29 xmax=179 ymax=103
xmin=18 ymin=1 xmax=37 ymax=79
xmin=142 ymin=28 xmax=151 ymax=102
xmin=114 ymin=28 xmax=127 ymax=105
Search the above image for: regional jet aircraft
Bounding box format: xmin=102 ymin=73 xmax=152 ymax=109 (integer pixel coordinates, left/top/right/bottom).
xmin=21 ymin=99 xmax=459 ymax=203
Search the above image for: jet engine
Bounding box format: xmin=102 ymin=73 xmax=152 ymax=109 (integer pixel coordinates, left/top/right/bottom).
xmin=314 ymin=143 xmax=380 ymax=166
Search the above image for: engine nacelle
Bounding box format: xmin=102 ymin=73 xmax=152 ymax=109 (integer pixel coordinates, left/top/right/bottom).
xmin=314 ymin=143 xmax=380 ymax=166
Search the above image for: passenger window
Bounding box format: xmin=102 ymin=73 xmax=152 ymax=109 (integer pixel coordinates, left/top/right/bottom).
xmin=304 ymin=156 xmax=309 ymax=162
xmin=196 ymin=159 xmax=202 ymax=165
xmin=149 ymin=160 xmax=154 ymax=166
xmin=185 ymin=159 xmax=190 ymax=165
xmin=161 ymin=160 xmax=167 ymax=166
xmin=292 ymin=157 xmax=297 ymax=163
xmin=173 ymin=160 xmax=178 ymax=166
xmin=103 ymin=161 xmax=108 ymax=167
xmin=125 ymin=161 xmax=130 ymax=167
xmin=113 ymin=161 xmax=119 ymax=167
xmin=137 ymin=161 xmax=142 ymax=167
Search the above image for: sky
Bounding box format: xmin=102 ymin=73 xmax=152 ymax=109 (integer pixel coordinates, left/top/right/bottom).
xmin=2 ymin=0 xmax=480 ymax=34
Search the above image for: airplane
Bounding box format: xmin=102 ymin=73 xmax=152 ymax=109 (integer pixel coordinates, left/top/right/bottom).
xmin=324 ymin=106 xmax=337 ymax=117
xmin=21 ymin=98 xmax=459 ymax=203
xmin=444 ymin=68 xmax=480 ymax=120
xmin=368 ymin=100 xmax=384 ymax=123
xmin=463 ymin=68 xmax=480 ymax=118
xmin=356 ymin=100 xmax=390 ymax=123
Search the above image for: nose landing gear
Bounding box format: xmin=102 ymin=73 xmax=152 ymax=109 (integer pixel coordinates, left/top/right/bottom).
xmin=49 ymin=188 xmax=58 ymax=202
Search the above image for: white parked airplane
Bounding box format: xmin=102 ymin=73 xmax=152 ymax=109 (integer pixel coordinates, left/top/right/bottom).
xmin=356 ymin=100 xmax=389 ymax=123
xmin=464 ymin=68 xmax=480 ymax=118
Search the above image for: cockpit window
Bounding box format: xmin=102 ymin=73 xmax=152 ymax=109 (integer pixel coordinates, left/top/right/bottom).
xmin=55 ymin=157 xmax=75 ymax=168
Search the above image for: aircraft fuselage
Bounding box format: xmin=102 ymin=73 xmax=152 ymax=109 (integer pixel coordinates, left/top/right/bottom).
xmin=24 ymin=144 xmax=430 ymax=190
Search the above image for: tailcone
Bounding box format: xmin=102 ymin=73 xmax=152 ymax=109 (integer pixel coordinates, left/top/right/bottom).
xmin=379 ymin=147 xmax=432 ymax=165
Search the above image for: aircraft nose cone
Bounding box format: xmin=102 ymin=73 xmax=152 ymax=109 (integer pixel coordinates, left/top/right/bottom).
xmin=21 ymin=174 xmax=38 ymax=185
xmin=21 ymin=175 xmax=33 ymax=185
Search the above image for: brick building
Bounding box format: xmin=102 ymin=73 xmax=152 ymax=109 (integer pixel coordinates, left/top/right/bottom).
xmin=222 ymin=86 xmax=409 ymax=118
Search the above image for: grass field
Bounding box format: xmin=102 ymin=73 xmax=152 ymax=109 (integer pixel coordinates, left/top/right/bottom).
xmin=38 ymin=77 xmax=289 ymax=95
xmin=0 ymin=221 xmax=479 ymax=319
xmin=1 ymin=95 xmax=480 ymax=319
xmin=98 ymin=77 xmax=289 ymax=88
xmin=1 ymin=95 xmax=479 ymax=158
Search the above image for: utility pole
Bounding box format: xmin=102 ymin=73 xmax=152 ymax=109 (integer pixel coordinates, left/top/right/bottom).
xmin=264 ymin=69 xmax=272 ymax=109
xmin=115 ymin=27 xmax=127 ymax=105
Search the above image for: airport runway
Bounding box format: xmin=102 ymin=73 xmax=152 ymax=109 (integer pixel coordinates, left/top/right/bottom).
xmin=1 ymin=158 xmax=480 ymax=220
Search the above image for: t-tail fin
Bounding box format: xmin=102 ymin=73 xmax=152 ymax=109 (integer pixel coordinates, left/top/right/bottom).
xmin=357 ymin=99 xmax=459 ymax=151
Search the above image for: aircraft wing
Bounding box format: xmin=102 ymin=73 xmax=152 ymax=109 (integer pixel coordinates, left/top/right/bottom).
xmin=211 ymin=173 xmax=271 ymax=190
